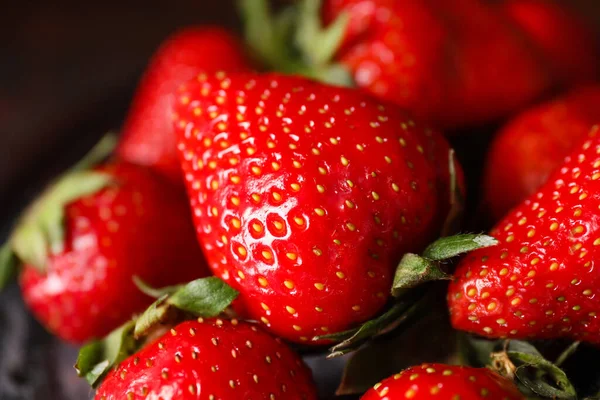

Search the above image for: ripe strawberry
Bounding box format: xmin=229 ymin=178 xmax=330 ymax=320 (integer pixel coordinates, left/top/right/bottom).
xmin=2 ymin=157 xmax=208 ymax=343
xmin=484 ymin=86 xmax=600 ymax=221
xmin=449 ymin=127 xmax=600 ymax=343
xmin=500 ymin=0 xmax=599 ymax=85
xmin=324 ymin=0 xmax=549 ymax=129
xmin=242 ymin=0 xmax=597 ymax=129
xmin=361 ymin=363 xmax=524 ymax=400
xmin=117 ymin=27 xmax=251 ymax=185
xmin=173 ymin=72 xmax=461 ymax=343
xmin=94 ymin=318 xmax=318 ymax=400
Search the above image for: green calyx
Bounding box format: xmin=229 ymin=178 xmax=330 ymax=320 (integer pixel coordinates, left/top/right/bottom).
xmin=133 ymin=276 xmax=239 ymax=338
xmin=391 ymin=233 xmax=498 ymax=297
xmin=0 ymin=134 xmax=117 ymax=284
xmin=76 ymin=277 xmax=238 ymax=387
xmin=239 ymin=0 xmax=354 ymax=86
xmin=315 ymin=232 xmax=496 ymax=358
xmin=75 ymin=320 xmax=137 ymax=387
xmin=491 ymin=340 xmax=578 ymax=399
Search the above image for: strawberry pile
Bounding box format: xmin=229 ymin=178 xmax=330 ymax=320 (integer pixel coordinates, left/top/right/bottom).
xmin=2 ymin=1 xmax=600 ymax=399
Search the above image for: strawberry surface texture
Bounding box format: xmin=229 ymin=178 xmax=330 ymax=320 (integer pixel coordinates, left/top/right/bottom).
xmin=173 ymin=72 xmax=461 ymax=343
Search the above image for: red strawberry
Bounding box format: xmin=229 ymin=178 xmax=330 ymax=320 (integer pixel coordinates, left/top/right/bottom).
xmin=2 ymin=154 xmax=208 ymax=343
xmin=324 ymin=0 xmax=549 ymax=129
xmin=117 ymin=27 xmax=251 ymax=185
xmin=361 ymin=363 xmax=524 ymax=400
xmin=449 ymin=126 xmax=600 ymax=343
xmin=500 ymin=0 xmax=599 ymax=85
xmin=94 ymin=318 xmax=318 ymax=400
xmin=484 ymin=86 xmax=600 ymax=221
xmin=243 ymin=0 xmax=596 ymax=129
xmin=173 ymin=72 xmax=460 ymax=343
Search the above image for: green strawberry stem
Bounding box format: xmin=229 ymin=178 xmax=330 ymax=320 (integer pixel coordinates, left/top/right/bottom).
xmin=76 ymin=276 xmax=238 ymax=387
xmin=554 ymin=341 xmax=580 ymax=368
xmin=239 ymin=0 xmax=354 ymax=86
xmin=71 ymin=133 xmax=118 ymax=173
xmin=133 ymin=275 xmax=181 ymax=298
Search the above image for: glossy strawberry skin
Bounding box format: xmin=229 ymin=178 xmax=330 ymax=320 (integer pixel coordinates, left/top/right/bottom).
xmin=95 ymin=319 xmax=318 ymax=400
xmin=500 ymin=0 xmax=599 ymax=85
xmin=19 ymin=162 xmax=208 ymax=343
xmin=361 ymin=363 xmax=524 ymax=400
xmin=449 ymin=128 xmax=600 ymax=344
xmin=324 ymin=0 xmax=596 ymax=129
xmin=484 ymin=86 xmax=600 ymax=221
xmin=174 ymin=72 xmax=459 ymax=343
xmin=117 ymin=27 xmax=251 ymax=185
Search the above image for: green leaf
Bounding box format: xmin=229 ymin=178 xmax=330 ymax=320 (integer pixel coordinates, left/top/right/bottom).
xmin=133 ymin=276 xmax=181 ymax=298
xmin=422 ymin=234 xmax=498 ymax=261
xmin=167 ymin=277 xmax=239 ymax=316
xmin=316 ymin=294 xmax=425 ymax=358
xmin=75 ymin=320 xmax=137 ymax=387
xmin=391 ymin=254 xmax=449 ymax=297
xmin=11 ymin=171 xmax=113 ymax=272
xmin=134 ymin=277 xmax=238 ymax=339
xmin=0 ymin=243 xmax=18 ymax=290
xmin=505 ymin=340 xmax=577 ymax=399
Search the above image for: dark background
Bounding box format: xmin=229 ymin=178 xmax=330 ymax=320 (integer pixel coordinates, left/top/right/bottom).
xmin=1 ymin=1 xmax=600 ymax=399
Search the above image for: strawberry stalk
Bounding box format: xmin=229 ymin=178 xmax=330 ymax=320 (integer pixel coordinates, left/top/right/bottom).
xmin=76 ymin=276 xmax=238 ymax=387
xmin=239 ymin=0 xmax=353 ymax=86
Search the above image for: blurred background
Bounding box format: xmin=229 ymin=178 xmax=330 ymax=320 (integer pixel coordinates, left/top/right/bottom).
xmin=1 ymin=0 xmax=600 ymax=399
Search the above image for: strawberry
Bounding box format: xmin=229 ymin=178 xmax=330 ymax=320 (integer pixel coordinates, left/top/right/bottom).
xmin=449 ymin=126 xmax=600 ymax=344
xmin=117 ymin=27 xmax=251 ymax=185
xmin=361 ymin=363 xmax=524 ymax=400
xmin=0 ymin=140 xmax=208 ymax=343
xmin=484 ymin=86 xmax=600 ymax=221
xmin=500 ymin=0 xmax=599 ymax=86
xmin=173 ymin=72 xmax=461 ymax=344
xmin=93 ymin=318 xmax=318 ymax=400
xmin=242 ymin=0 xmax=597 ymax=129
xmin=324 ymin=0 xmax=549 ymax=129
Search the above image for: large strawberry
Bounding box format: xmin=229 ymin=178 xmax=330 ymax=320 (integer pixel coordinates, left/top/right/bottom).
xmin=0 ymin=139 xmax=208 ymax=343
xmin=117 ymin=27 xmax=251 ymax=185
xmin=173 ymin=72 xmax=461 ymax=344
xmin=242 ymin=0 xmax=598 ymax=130
xmin=92 ymin=318 xmax=317 ymax=400
xmin=449 ymin=126 xmax=600 ymax=344
xmin=361 ymin=363 xmax=524 ymax=400
xmin=484 ymin=86 xmax=600 ymax=221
